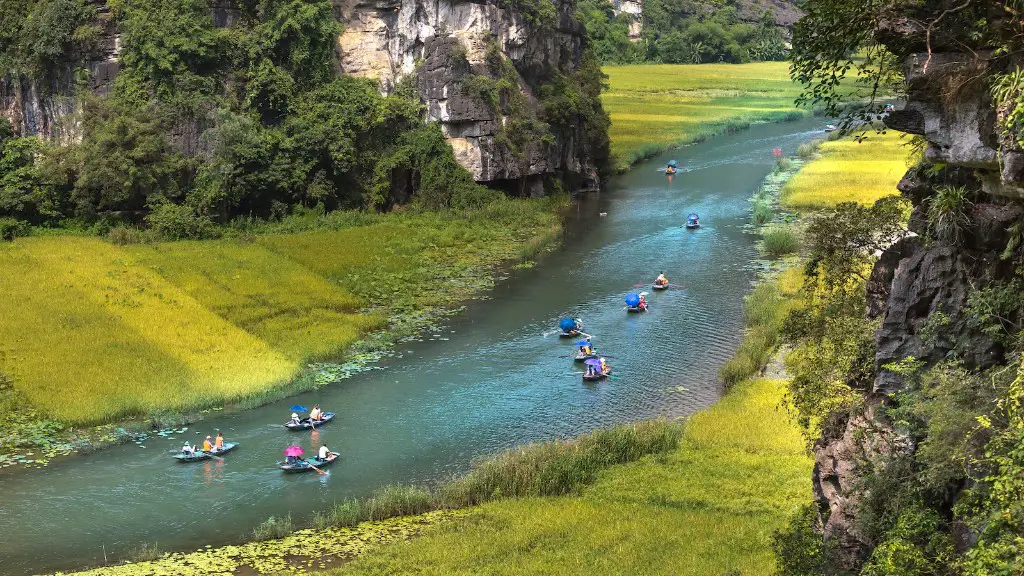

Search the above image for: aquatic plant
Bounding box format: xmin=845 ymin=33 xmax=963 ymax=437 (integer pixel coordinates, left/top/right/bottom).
xmin=760 ymin=225 xmax=801 ymax=257
xmin=252 ymin=514 xmax=294 ymax=541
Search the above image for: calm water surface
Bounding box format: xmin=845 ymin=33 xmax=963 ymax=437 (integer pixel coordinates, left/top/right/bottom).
xmin=0 ymin=117 xmax=826 ymax=575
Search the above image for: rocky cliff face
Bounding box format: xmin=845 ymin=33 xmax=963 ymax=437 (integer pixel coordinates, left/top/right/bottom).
xmin=811 ymin=28 xmax=1024 ymax=569
xmin=1 ymin=0 xmax=602 ymax=194
xmin=336 ymin=0 xmax=601 ymax=192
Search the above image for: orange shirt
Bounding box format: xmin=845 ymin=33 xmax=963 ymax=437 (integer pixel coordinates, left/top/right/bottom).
xmin=203 ymin=439 xmax=213 ymax=451
xmin=215 ymin=437 xmax=224 ymax=450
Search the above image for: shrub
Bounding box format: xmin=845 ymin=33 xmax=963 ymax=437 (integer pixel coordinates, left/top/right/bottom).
xmin=146 ymin=202 xmax=215 ymax=240
xmin=752 ymin=201 xmax=773 ymax=225
xmin=0 ymin=217 xmax=27 ymax=241
xmin=927 ymin=185 xmax=971 ymax=245
xmin=363 ymin=485 xmax=435 ymax=521
xmin=251 ymin=514 xmax=293 ymax=541
xmin=797 ymin=141 xmax=820 ymax=159
xmin=760 ymin=225 xmax=800 ymax=257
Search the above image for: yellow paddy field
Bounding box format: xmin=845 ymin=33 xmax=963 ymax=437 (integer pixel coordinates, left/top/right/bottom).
xmin=602 ymin=63 xmax=805 ymax=168
xmin=783 ymin=131 xmax=916 ymax=209
xmin=0 ymin=200 xmax=562 ymax=425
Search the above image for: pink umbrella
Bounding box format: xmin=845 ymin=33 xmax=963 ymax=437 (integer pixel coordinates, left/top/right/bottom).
xmin=284 ymin=445 xmax=304 ymax=457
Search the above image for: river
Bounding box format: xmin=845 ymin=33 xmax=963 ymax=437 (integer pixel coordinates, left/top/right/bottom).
xmin=0 ymin=117 xmax=825 ymax=575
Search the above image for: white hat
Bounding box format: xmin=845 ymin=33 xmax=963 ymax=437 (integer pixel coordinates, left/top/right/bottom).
xmin=291 ymin=412 xmax=298 ymax=418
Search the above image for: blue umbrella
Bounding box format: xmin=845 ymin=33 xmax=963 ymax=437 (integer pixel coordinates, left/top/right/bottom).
xmin=289 ymin=405 xmax=308 ymax=412
xmin=575 ymin=340 xmax=591 ymax=346
xmin=584 ymin=358 xmax=603 ymax=366
xmin=625 ymin=293 xmax=640 ymax=307
xmin=559 ymin=318 xmax=578 ymax=332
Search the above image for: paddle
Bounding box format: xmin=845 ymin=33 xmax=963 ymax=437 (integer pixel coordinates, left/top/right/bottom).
xmin=308 ymin=462 xmax=327 ymax=475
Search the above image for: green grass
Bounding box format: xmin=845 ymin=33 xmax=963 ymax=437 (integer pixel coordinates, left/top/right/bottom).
xmin=719 ymin=267 xmax=802 ymax=386
xmin=782 ymin=131 xmax=915 ymax=209
xmin=0 ymin=199 xmax=564 ymax=426
xmin=332 ymin=377 xmax=812 ymax=576
xmin=760 ymin=225 xmax=801 ymax=257
xmin=602 ymin=63 xmax=806 ymax=168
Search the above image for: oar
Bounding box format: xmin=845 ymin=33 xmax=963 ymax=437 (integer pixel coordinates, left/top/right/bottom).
xmin=308 ymin=462 xmax=327 ymax=476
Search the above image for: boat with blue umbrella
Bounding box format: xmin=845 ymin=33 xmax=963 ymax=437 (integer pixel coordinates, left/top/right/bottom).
xmin=558 ymin=317 xmax=584 ymax=338
xmin=284 ymin=405 xmax=336 ymax=430
xmin=573 ymin=339 xmax=598 ymax=362
xmin=685 ymin=213 xmax=700 ymax=229
xmin=625 ymin=292 xmax=648 ymax=313
xmin=582 ymin=358 xmax=611 ymax=381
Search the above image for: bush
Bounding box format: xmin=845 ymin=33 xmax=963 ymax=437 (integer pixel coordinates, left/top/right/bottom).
xmin=752 ymin=201 xmax=773 ymax=225
xmin=0 ymin=217 xmax=27 ymax=241
xmin=125 ymin=542 xmax=161 ymax=562
xmin=363 ymin=484 xmax=435 ymax=521
xmin=927 ymin=185 xmax=971 ymax=245
xmin=146 ymin=202 xmax=215 ymax=240
xmin=251 ymin=514 xmax=293 ymax=541
xmin=797 ymin=141 xmax=821 ymax=159
xmin=760 ymin=225 xmax=800 ymax=257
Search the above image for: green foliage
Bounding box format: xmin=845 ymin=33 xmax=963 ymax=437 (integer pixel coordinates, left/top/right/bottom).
xmin=862 ymin=504 xmax=957 ymax=576
xmin=966 ymin=274 xmax=1024 ymax=348
xmin=113 ymin=0 xmax=225 ymax=105
xmin=789 ymin=0 xmax=907 ymax=126
xmin=576 ymin=0 xmax=644 ymax=64
xmin=752 ymin=201 xmax=773 ymax=225
xmin=926 ymin=185 xmax=971 ymax=246
xmin=251 ymin=514 xmax=294 ymax=541
xmin=0 ymin=135 xmax=66 ymax=222
xmin=0 ymin=216 xmax=27 ymax=240
xmin=73 ymin=97 xmax=191 ymax=215
xmin=760 ymin=225 xmax=799 ymax=257
xmin=145 ymin=201 xmax=215 ymax=240
xmin=772 ymin=504 xmax=838 ymax=576
xmin=0 ymin=0 xmax=100 ymax=78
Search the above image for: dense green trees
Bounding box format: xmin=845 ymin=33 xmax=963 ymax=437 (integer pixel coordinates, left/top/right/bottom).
xmin=577 ymin=0 xmax=787 ymax=65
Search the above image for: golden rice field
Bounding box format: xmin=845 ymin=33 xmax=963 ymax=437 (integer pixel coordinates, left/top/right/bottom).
xmin=0 ymin=199 xmax=563 ymax=425
xmin=782 ymin=131 xmax=916 ymax=209
xmin=334 ymin=377 xmax=812 ymax=575
xmin=602 ymin=63 xmax=806 ymax=169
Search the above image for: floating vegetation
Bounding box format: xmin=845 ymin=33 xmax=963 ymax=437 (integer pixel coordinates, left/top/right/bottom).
xmin=55 ymin=510 xmax=466 ymax=576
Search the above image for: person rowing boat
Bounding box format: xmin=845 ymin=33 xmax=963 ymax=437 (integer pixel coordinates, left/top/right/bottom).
xmin=309 ymin=404 xmax=323 ymax=422
xmin=214 ymin=432 xmax=224 ymax=451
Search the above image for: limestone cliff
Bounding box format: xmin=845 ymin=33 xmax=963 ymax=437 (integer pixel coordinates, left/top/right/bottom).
xmin=336 ymin=0 xmax=603 ymax=192
xmin=809 ymin=8 xmax=1024 ymax=569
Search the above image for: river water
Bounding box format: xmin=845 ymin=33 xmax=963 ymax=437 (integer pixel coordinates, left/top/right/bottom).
xmin=0 ymin=117 xmax=825 ymax=575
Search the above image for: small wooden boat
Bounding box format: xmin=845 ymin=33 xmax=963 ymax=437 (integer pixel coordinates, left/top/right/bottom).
xmin=559 ymin=330 xmax=581 ymax=338
xmin=574 ymin=353 xmax=598 ymax=362
xmin=582 ymin=369 xmax=611 ymax=381
xmin=284 ymin=412 xmax=336 ymax=430
xmin=174 ymin=451 xmax=211 ymax=462
xmin=626 ymin=304 xmax=648 ymax=313
xmin=652 ymin=283 xmax=668 ymax=291
xmin=172 ymin=441 xmax=238 ymax=462
xmin=280 ymin=452 xmax=340 ymax=473
xmin=210 ymin=442 xmax=239 ymax=456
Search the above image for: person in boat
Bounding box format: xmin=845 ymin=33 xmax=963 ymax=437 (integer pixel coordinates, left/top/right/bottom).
xmin=285 ymin=454 xmax=299 ymax=465
xmin=600 ymin=358 xmax=610 ymax=374
xmin=182 ymin=442 xmax=195 ymax=456
xmin=202 ymin=435 xmax=213 ymax=452
xmin=309 ymin=404 xmax=323 ymax=422
xmin=214 ymin=432 xmax=224 ymax=451
xmin=318 ymin=444 xmax=331 ymax=461
xmin=585 ymin=364 xmax=597 ymax=377
xmin=290 ymin=412 xmax=302 ymax=426
xmin=638 ymin=293 xmax=648 ymax=309
xmin=655 ymin=272 xmax=668 ymax=287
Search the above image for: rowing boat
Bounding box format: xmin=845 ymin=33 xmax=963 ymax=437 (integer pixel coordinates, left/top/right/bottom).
xmin=652 ymin=283 xmax=668 ymax=290
xmin=283 ymin=412 xmax=335 ymax=430
xmin=280 ymin=452 xmax=339 ymax=473
xmin=172 ymin=441 xmax=239 ymax=462
xmin=582 ymin=369 xmax=611 ymax=381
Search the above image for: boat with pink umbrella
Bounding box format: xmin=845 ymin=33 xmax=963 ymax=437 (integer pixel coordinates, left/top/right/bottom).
xmin=279 ymin=445 xmax=339 ymax=473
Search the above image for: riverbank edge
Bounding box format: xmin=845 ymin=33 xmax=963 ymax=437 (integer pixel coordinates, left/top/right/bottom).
xmin=0 ymin=202 xmax=569 ymax=473
xmin=50 ymin=148 xmax=817 ymax=576
xmin=611 ymin=109 xmax=812 ymax=173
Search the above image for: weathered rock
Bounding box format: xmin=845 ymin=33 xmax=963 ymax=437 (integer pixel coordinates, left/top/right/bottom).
xmin=813 ymin=396 xmax=912 ymax=569
xmin=865 ymin=236 xmax=920 ymax=319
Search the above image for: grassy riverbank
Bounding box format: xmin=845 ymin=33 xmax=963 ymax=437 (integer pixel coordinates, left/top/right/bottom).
xmin=0 ymin=197 xmax=566 ymax=467
xmin=601 ymin=62 xmax=806 ymax=169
